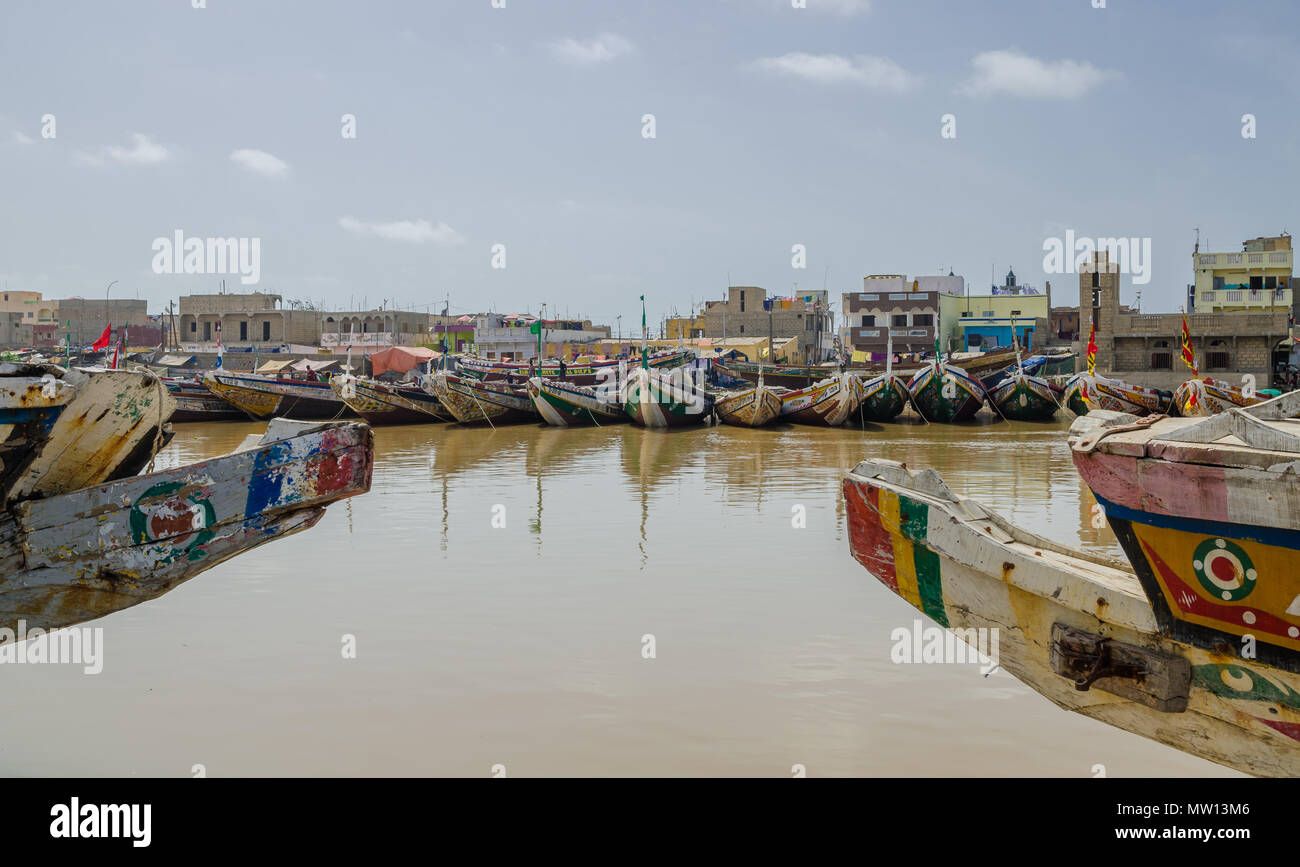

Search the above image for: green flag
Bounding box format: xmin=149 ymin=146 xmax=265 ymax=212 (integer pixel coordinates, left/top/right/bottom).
xmin=529 ymin=319 xmax=540 ymax=335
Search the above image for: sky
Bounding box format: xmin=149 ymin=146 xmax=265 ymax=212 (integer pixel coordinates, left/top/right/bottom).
xmin=1 ymin=0 xmax=1297 ymax=332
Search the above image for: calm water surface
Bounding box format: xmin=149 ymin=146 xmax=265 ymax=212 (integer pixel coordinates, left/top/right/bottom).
xmin=2 ymin=415 xmax=1235 ymax=776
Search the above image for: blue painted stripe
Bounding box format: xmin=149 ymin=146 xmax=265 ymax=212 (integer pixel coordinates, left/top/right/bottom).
xmin=1094 ymin=492 xmax=1300 ymax=550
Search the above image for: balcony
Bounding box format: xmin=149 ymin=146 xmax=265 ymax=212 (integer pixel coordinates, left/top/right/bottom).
xmin=1197 ymin=250 xmax=1293 ymax=269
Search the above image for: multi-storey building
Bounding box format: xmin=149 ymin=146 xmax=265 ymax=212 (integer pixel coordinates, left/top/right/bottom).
xmin=1191 ymin=234 xmax=1293 ymax=315
xmin=699 ymin=286 xmax=833 ymax=363
xmin=841 ymin=275 xmax=960 ymax=358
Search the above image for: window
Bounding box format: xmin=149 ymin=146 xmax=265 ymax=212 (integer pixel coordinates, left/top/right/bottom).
xmin=739 ymin=291 xmax=745 ymax=313
xmin=861 ymin=315 xmax=876 ymax=327
xmin=190 ymin=322 xmax=196 ymax=333
xmin=1091 ymin=271 xmax=1100 ymax=288
xmin=203 ymin=322 xmax=211 ymax=341
xmin=239 ymin=321 xmax=248 ymax=341
xmin=912 ymin=314 xmax=933 ymax=327
xmin=982 ymin=310 xmax=995 ymax=318
xmin=891 ymin=314 xmax=908 ymax=327
xmin=1207 ymin=340 xmax=1229 ymax=370
xmin=1010 ymin=310 xmax=1021 ymax=317
xmin=740 ymin=324 xmax=744 ymax=334
xmin=960 ymin=311 xmax=971 ymax=318
xmin=263 ymin=321 xmax=271 ymax=340
xmin=968 ymin=334 xmax=983 ymax=348
xmin=1150 ymin=353 xmax=1172 ymax=369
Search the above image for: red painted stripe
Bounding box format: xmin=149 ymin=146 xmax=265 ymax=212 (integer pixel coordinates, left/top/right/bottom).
xmin=844 ymin=479 xmax=899 ymax=592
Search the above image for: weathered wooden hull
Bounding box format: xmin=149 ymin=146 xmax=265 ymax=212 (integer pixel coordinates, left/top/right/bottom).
xmin=204 ymin=371 xmax=351 ymax=420
xmin=843 ymin=458 xmax=1300 ymax=777
xmin=856 ymin=374 xmax=908 ymax=423
xmin=2 ymin=365 xmax=176 ymax=506
xmin=526 ymin=377 xmax=626 ymax=426
xmin=623 ymin=368 xmax=712 ymax=428
xmin=906 ymin=363 xmax=985 ymax=423
xmin=1172 ymin=378 xmax=1261 ymax=417
xmin=1 ymin=418 xmax=373 ymax=635
xmin=989 ymin=374 xmax=1059 ymax=421
xmin=1063 ymin=373 xmax=1174 ymax=417
xmin=779 ymin=374 xmax=863 ymax=427
xmin=165 ymin=378 xmax=245 ymax=422
xmin=423 ymin=373 xmax=538 ymax=425
xmin=330 ymin=376 xmax=452 ymax=424
xmin=713 ymin=384 xmax=784 ymax=428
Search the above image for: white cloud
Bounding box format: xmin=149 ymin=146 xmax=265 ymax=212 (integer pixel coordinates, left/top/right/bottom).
xmin=230 ymin=148 xmax=290 ymax=177
xmin=10 ymin=131 xmax=34 ymax=145
xmin=338 ymin=216 xmax=466 ymax=246
xmin=74 ymin=132 xmax=171 ymax=166
xmin=752 ymin=53 xmax=916 ymax=91
xmin=548 ymin=32 xmax=633 ymax=65
xmin=958 ymin=50 xmax=1119 ymax=99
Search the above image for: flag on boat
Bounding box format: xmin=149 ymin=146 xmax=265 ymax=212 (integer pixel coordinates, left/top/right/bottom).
xmin=1085 ymin=320 xmax=1097 ymax=375
xmin=1180 ymin=310 xmax=1198 ymax=411
xmin=110 ymin=326 xmax=125 ymax=369
xmin=214 ymin=322 xmax=224 ymax=369
xmin=91 ymin=323 xmax=112 ymax=352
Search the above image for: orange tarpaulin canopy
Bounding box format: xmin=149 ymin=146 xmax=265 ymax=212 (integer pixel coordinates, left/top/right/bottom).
xmin=369 ymin=346 xmax=439 ymax=376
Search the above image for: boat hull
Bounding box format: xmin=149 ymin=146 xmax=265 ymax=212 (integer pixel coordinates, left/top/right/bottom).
xmin=526 ymin=377 xmax=625 ymax=426
xmin=988 ymin=374 xmax=1059 ymax=421
xmin=857 ymin=374 xmax=908 ymax=423
xmin=623 ymin=368 xmax=711 ymax=428
xmin=1063 ymin=373 xmax=1174 ymax=417
xmin=843 ymin=458 xmax=1300 ymax=777
xmin=713 ymin=385 xmax=784 ymax=428
xmin=779 ymin=374 xmax=862 ymax=427
xmin=906 ymin=363 xmax=985 ymax=423
xmin=165 ymin=379 xmax=245 ymax=422
xmin=1 ymin=418 xmax=372 ymax=635
xmin=1172 ymin=378 xmax=1262 ymax=417
xmin=204 ymin=371 xmax=351 ymax=420
xmin=460 ymin=350 xmax=692 ymax=385
xmin=331 ymin=376 xmax=452 ymax=425
xmin=424 ymin=373 xmax=538 ymax=425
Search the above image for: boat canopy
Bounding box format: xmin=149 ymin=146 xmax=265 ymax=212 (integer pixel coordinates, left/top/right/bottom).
xmin=157 ymin=354 xmax=196 ymax=367
xmin=290 ymin=358 xmax=340 ymax=373
xmin=369 ymin=346 xmax=439 ymax=376
xmin=256 ymin=359 xmax=294 ymax=373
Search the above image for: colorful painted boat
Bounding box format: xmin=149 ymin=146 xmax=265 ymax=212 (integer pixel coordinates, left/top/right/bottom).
xmin=204 ymin=370 xmax=351 ymax=420
xmin=330 ymin=375 xmax=452 ymax=424
xmin=1062 ymin=373 xmax=1174 ymax=417
xmin=712 ymin=384 xmax=785 ymax=428
xmin=1 ymin=364 xmax=176 ymax=508
xmin=857 ymin=374 xmax=908 ymax=423
xmin=777 ymin=373 xmax=863 ymax=427
xmin=844 ymin=443 xmax=1300 ymax=777
xmin=717 ymin=347 xmax=1028 ymax=390
xmin=988 ymin=372 xmax=1059 ymax=421
xmin=526 ymin=377 xmax=626 ymax=426
xmin=1172 ymin=377 xmax=1262 ymax=417
xmin=1 ymin=418 xmax=372 ymax=635
xmin=906 ymin=361 xmax=985 ymax=423
xmin=459 ymin=349 xmax=693 ymax=385
xmin=623 ymin=366 xmax=713 ymax=428
xmin=422 ymin=372 xmax=538 ymax=425
xmin=165 ymin=376 xmax=245 ymax=422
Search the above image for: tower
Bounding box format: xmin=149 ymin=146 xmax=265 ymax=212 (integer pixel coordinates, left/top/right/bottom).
xmin=1078 ymin=250 xmax=1119 ymax=373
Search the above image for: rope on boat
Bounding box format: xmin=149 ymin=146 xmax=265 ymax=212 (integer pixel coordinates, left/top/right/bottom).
xmin=466 ymin=383 xmax=498 ymax=431
xmin=145 ymin=374 xmax=167 ymax=474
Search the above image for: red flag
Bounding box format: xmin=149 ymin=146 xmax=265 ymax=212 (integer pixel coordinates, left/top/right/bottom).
xmin=91 ymin=323 xmax=112 ymax=351
xmin=1085 ymin=320 xmax=1097 ymax=375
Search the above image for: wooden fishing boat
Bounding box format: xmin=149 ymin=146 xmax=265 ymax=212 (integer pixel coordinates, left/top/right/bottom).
xmin=422 ymin=372 xmax=538 ymax=425
xmin=1 ymin=418 xmax=372 ymax=635
xmin=204 ymin=370 xmax=351 ymax=420
xmin=330 ymin=375 xmax=452 ymax=425
xmin=712 ymin=383 xmax=785 ymax=428
xmin=2 ymin=363 xmax=176 ymax=507
xmin=843 ymin=395 xmax=1300 ymax=776
xmin=526 ymin=377 xmax=626 ymax=426
xmin=906 ymin=361 xmax=985 ymax=423
xmin=459 ymin=349 xmax=693 ymax=385
xmin=1171 ymin=377 xmax=1262 ymax=417
xmin=988 ymin=372 xmax=1059 ymax=421
xmin=719 ymin=347 xmax=1031 ymax=389
xmin=623 ymin=366 xmax=712 ymax=428
xmin=165 ymin=376 xmax=245 ymax=422
xmin=778 ymin=373 xmax=862 ymax=427
xmin=857 ymin=374 xmax=908 ymax=423
xmin=1062 ymin=372 xmax=1174 ymax=417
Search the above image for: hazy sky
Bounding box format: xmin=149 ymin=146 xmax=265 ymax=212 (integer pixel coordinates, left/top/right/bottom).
xmin=2 ymin=0 xmax=1296 ymax=330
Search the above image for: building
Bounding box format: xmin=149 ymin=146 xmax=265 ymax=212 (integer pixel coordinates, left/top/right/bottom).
xmin=0 ymin=290 xmax=60 ymax=348
xmin=174 ymin=292 xmax=436 ymax=349
xmin=1191 ymin=234 xmax=1293 ymax=314
xmin=1079 ymin=249 xmax=1289 ymax=390
xmin=841 ymin=274 xmax=961 ymax=358
xmin=1050 ymin=307 xmax=1079 ymax=342
xmin=470 ymin=314 xmax=611 ymax=361
xmin=58 ymin=297 xmax=151 ymax=348
xmin=938 ymin=271 xmax=1050 ymax=352
xmin=701 ymin=287 xmax=833 ymax=363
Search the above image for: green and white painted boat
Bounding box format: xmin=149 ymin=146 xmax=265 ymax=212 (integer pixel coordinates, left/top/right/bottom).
xmin=527 ymin=376 xmax=626 ymax=426
xmin=858 ymin=373 xmax=909 ymax=422
xmin=988 ymin=373 xmax=1059 ymax=421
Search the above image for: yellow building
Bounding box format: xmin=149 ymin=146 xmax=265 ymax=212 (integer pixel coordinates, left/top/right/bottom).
xmin=938 ymin=286 xmax=1050 ymax=352
xmin=1192 ymin=234 xmax=1293 ymax=312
